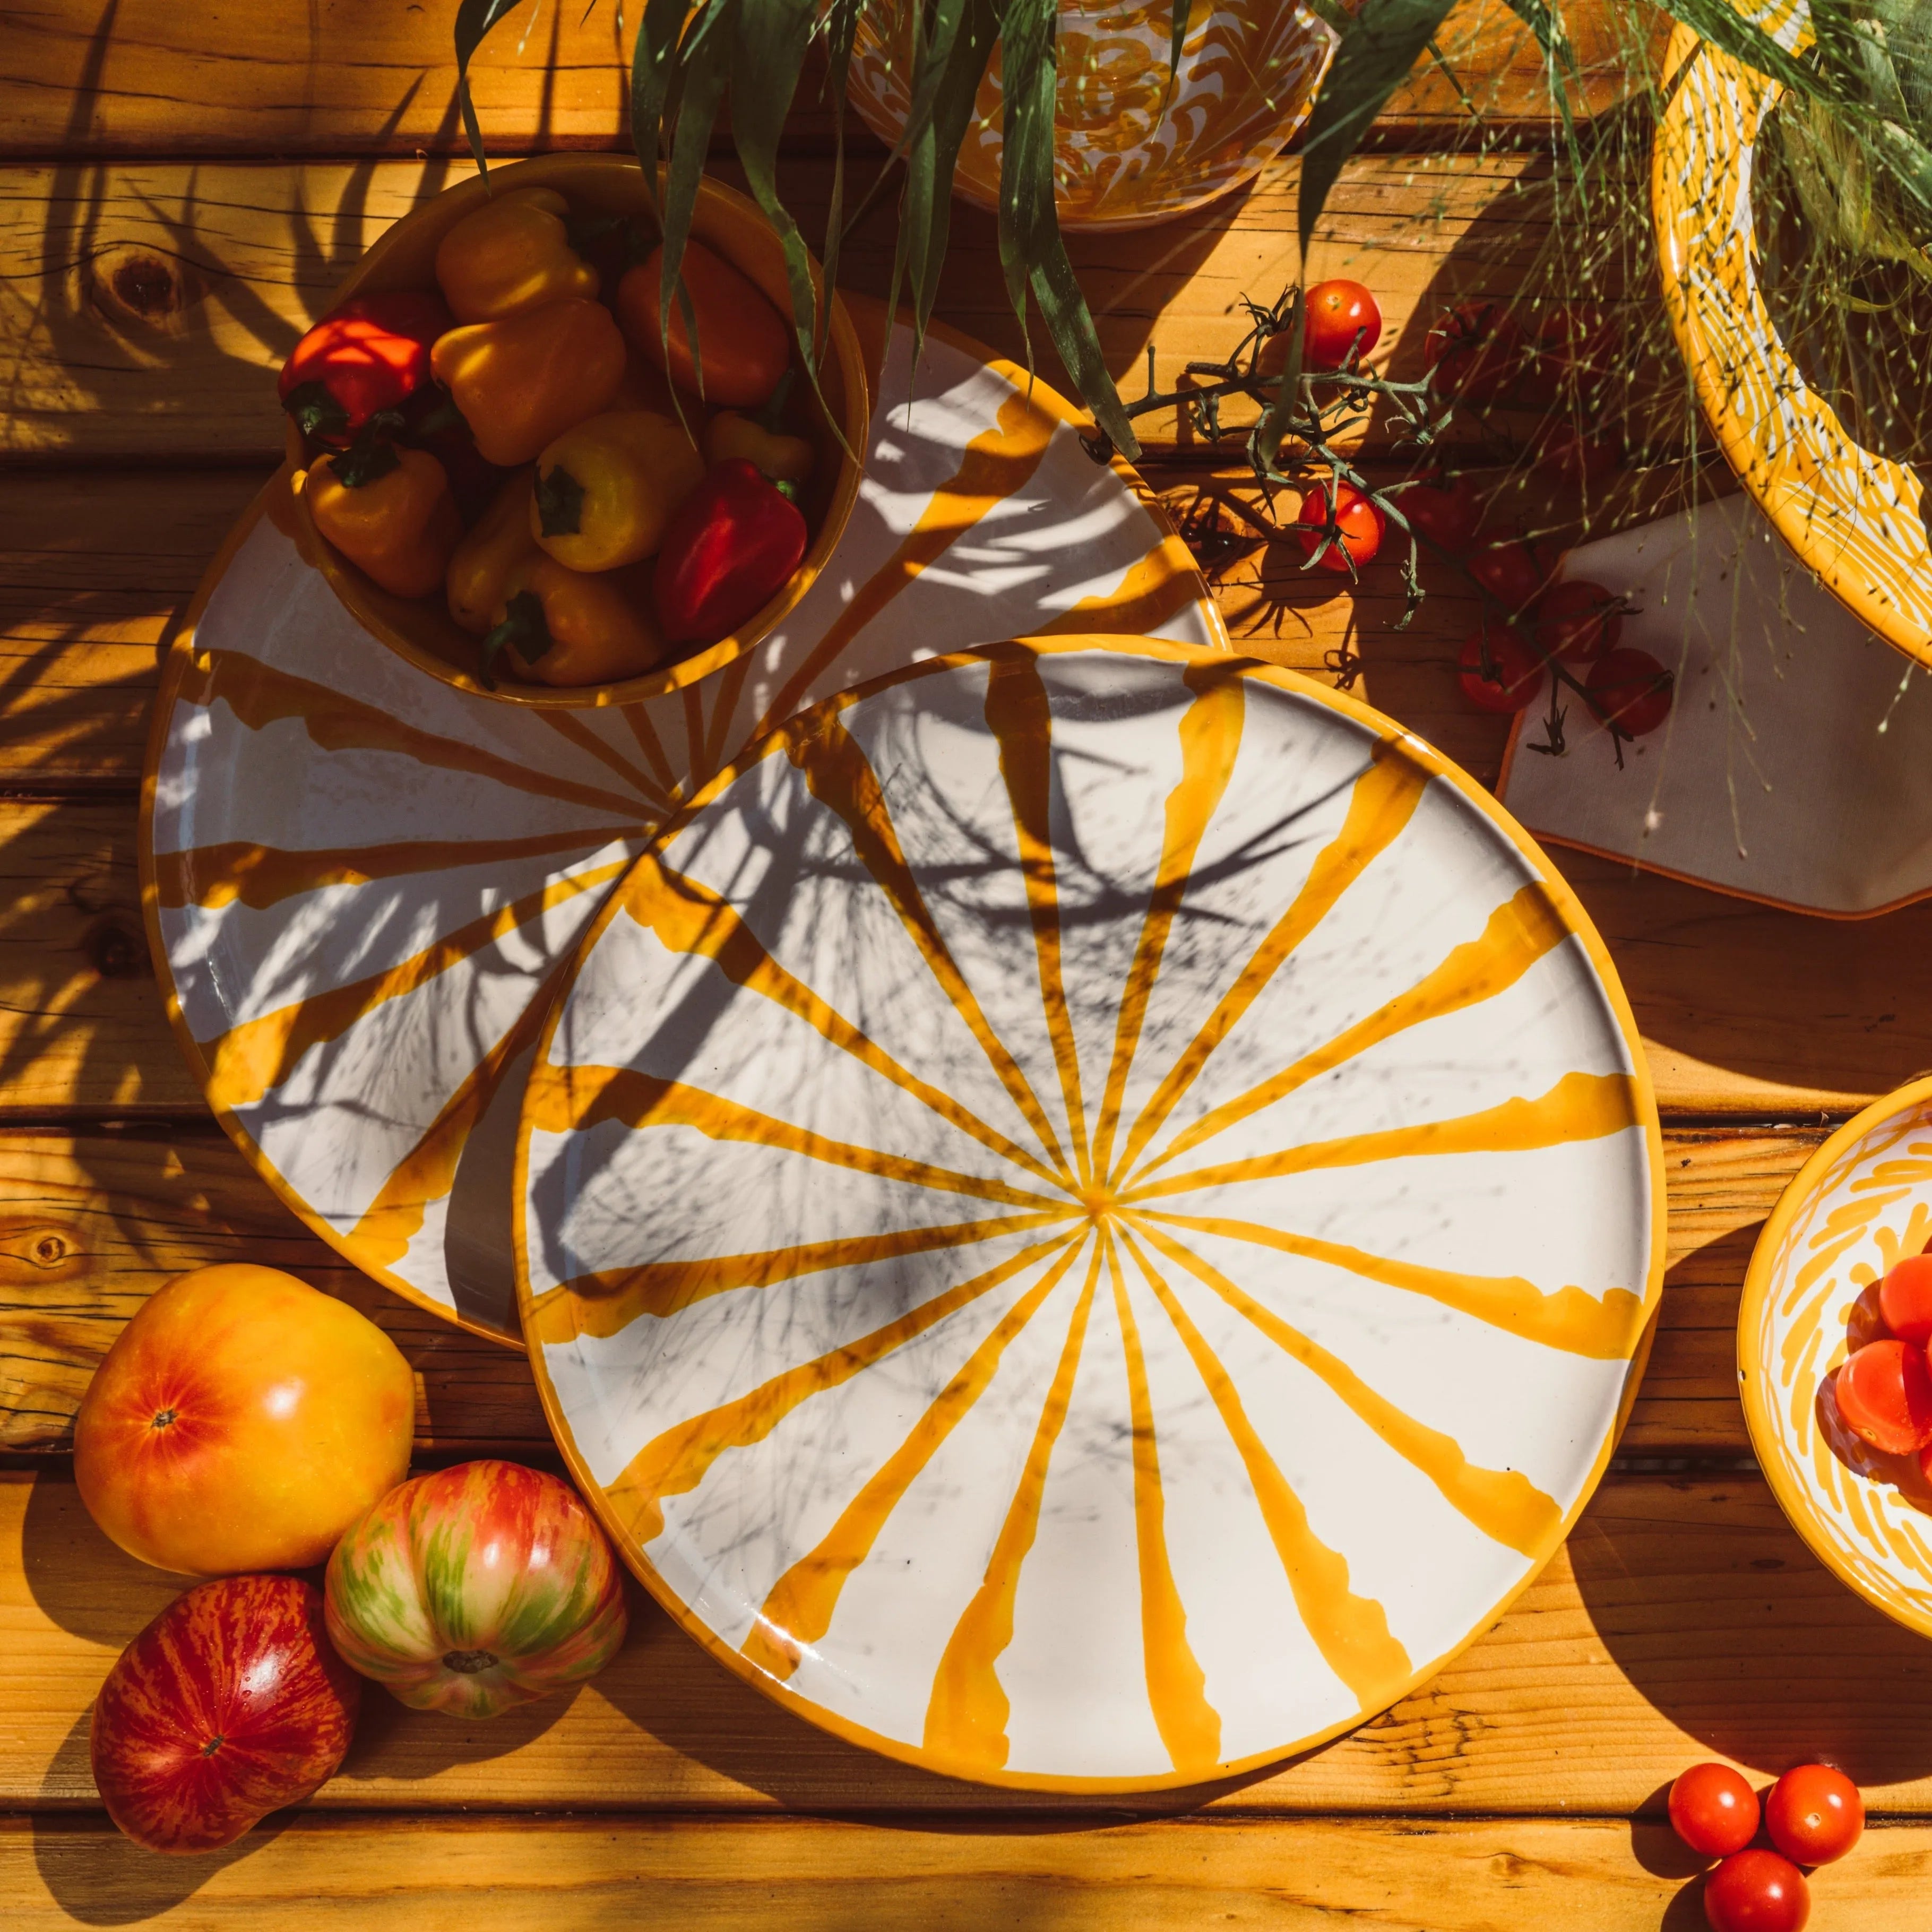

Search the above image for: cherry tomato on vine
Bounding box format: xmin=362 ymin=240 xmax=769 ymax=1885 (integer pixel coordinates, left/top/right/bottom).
xmin=1466 ymin=538 xmax=1553 ymax=613
xmin=1834 ymin=1338 xmax=1932 ymax=1454
xmin=1457 ymin=626 xmax=1543 ymax=714
xmin=1425 ymin=299 xmax=1520 ymax=404
xmin=1520 ymin=302 xmax=1620 ymax=399
xmin=1669 ymin=1763 xmax=1761 ymax=1859
xmin=1295 ymin=482 xmax=1385 ymax=575
xmin=1704 ymin=1849 xmax=1809 ymax=1932
xmin=1586 ymin=647 xmax=1673 ymax=737
xmin=1533 ymin=580 xmax=1624 ymax=664
xmin=1529 ymin=418 xmax=1620 ymax=485
xmin=1879 ymin=1253 xmax=1932 ymax=1347
xmin=1392 ymin=474 xmax=1485 ymax=553
xmin=1301 ymin=279 xmax=1382 ymax=371
xmin=1764 ymin=1764 xmax=1863 ymax=1867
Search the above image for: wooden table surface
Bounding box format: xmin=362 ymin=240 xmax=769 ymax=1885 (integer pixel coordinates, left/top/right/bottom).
xmin=4 ymin=4 xmax=1930 ymax=1924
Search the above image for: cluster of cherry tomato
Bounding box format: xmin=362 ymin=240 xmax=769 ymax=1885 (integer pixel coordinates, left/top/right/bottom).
xmin=1670 ymin=1760 xmax=1864 ymax=1930
xmin=1832 ymin=1249 xmax=1932 ymax=1459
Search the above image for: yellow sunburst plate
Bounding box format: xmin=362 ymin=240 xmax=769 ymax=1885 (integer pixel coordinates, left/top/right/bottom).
xmin=515 ymin=635 xmax=1667 ymax=1790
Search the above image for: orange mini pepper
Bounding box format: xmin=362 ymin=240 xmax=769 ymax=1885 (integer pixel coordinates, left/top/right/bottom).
xmin=484 ymin=553 xmax=667 ymax=688
xmin=430 ymin=299 xmax=626 ymax=468
xmin=616 ymin=240 xmax=789 ymax=408
xmin=306 ymin=443 xmax=461 ymax=600
xmin=446 ymin=468 xmax=538 ymax=634
xmin=434 ymin=187 xmax=600 ymax=323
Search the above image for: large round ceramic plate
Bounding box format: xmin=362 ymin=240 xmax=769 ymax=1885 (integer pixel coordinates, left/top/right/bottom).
xmin=140 ymin=308 xmax=1220 ymax=1344
xmin=516 ymin=635 xmax=1666 ymax=1790
xmin=1741 ymin=1078 xmax=1932 ymax=1635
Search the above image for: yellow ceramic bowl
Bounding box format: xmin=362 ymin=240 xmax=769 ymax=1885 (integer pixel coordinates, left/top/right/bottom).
xmin=1653 ymin=23 xmax=1932 ymax=668
xmin=1740 ymin=1075 xmax=1932 ymax=1636
xmin=289 ymin=154 xmax=869 ymax=708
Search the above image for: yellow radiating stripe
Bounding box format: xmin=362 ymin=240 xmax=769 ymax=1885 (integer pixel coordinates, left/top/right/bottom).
xmin=603 ymin=1234 xmax=1082 ymax=1548
xmin=921 ymin=1240 xmax=1103 ymax=1771
xmin=1110 ymin=749 xmax=1430 ymax=1185
xmin=753 ymin=388 xmax=1062 ymax=740
xmin=983 ymin=650 xmax=1092 ymax=1184
xmin=1126 ymin=1071 xmax=1643 ymax=1204
xmin=1029 ymin=530 xmax=1207 ymax=641
xmin=527 ymin=1209 xmax=1081 ymax=1342
xmin=1117 ymin=1228 xmax=1411 ymax=1710
xmin=1090 ymin=665 xmax=1246 ymax=1181
xmin=738 ymin=1236 xmax=1091 ymax=1681
xmin=203 ymin=859 xmax=630 ymax=1115
xmin=1139 ymin=1208 xmax=1644 ymax=1361
xmin=620 ymin=703 xmax=679 ymax=794
xmin=1131 ymin=1217 xmax=1565 ymax=1557
xmin=785 ymin=711 xmax=1075 ymax=1180
xmin=152 ymin=827 xmax=624 ymax=911
xmin=609 ymin=850 xmax=1067 ymax=1191
xmin=534 ymin=707 xmax=673 ymax=806
xmin=1105 ymin=1225 xmax=1223 ymax=1775
xmin=1136 ymin=882 xmax=1572 ymax=1182
xmin=179 ymin=648 xmax=651 ymax=821
xmin=524 ymin=1063 xmax=1067 ymax=1211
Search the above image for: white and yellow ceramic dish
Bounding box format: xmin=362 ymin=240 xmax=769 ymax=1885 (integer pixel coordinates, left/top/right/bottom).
xmin=515 ymin=634 xmax=1665 ymax=1789
xmin=141 ymin=313 xmax=1221 ymax=1344
xmin=1741 ymin=1078 xmax=1932 ymax=1635
xmin=847 ymin=1 xmax=1336 ymax=230
xmin=1653 ymin=15 xmax=1932 ymax=667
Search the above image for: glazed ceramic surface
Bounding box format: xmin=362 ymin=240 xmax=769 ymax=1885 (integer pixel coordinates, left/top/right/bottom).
xmin=142 ymin=317 xmax=1221 ymax=1343
xmin=518 ymin=636 xmax=1664 ymax=1789
xmin=1653 ymin=18 xmax=1932 ymax=667
xmin=1741 ymin=1079 xmax=1932 ymax=1635
xmin=847 ymin=2 xmax=1335 ymax=230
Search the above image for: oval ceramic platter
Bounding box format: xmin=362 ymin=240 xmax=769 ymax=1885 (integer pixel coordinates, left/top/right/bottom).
xmin=1741 ymin=1078 xmax=1932 ymax=1636
xmin=140 ymin=307 xmax=1220 ymax=1344
xmin=515 ymin=634 xmax=1666 ymax=1791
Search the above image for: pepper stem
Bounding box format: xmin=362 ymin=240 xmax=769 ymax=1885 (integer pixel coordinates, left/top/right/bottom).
xmin=479 ymin=589 xmax=553 ymax=687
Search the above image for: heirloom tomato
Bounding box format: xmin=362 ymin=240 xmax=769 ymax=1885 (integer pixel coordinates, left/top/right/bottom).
xmin=74 ymin=1264 xmax=414 ymax=1576
xmin=325 ymin=1460 xmax=628 ymax=1718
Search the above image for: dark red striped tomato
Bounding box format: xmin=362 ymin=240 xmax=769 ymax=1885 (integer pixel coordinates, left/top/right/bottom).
xmin=90 ymin=1574 xmax=360 ymax=1854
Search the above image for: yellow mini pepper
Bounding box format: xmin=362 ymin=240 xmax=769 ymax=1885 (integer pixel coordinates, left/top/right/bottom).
xmin=430 ymin=299 xmax=626 ymax=468
xmin=531 ymin=410 xmax=705 ymax=573
xmin=434 ymin=187 xmax=600 ymax=323
xmin=446 ymin=468 xmax=538 ymax=634
xmin=484 ymin=553 xmax=666 ymax=688
xmin=703 ymin=410 xmax=814 ymax=487
xmin=306 ymin=444 xmax=460 ymax=599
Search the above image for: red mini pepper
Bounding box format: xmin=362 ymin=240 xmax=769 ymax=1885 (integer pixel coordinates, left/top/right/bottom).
xmin=653 ymin=458 xmax=808 ymax=646
xmin=279 ymin=292 xmax=454 ymax=445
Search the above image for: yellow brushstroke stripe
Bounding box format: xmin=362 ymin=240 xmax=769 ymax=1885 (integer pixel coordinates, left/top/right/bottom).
xmin=738 ymin=1236 xmax=1092 ymax=1681
xmin=1105 ymin=1224 xmax=1222 ymax=1774
xmin=1132 ymin=1217 xmax=1566 ymax=1557
xmin=1126 ymin=1071 xmax=1643 ymax=1204
xmin=1140 ymin=1208 xmax=1644 ymax=1361
xmin=1090 ymin=666 xmax=1246 ymax=1181
xmin=785 ymin=711 xmax=1075 ymax=1180
xmin=524 ymin=1063 xmax=1066 ymax=1210
xmin=1029 ymin=529 xmax=1206 ymax=640
xmin=535 ymin=707 xmax=672 ymax=805
xmin=203 ymin=859 xmax=629 ymax=1115
xmin=1110 ymin=749 xmax=1430 ymax=1185
xmin=754 ymin=389 xmax=1061 ymax=739
xmin=921 ymin=1241 xmax=1103 ymax=1771
xmin=1136 ymin=882 xmax=1572 ymax=1181
xmin=609 ymin=850 xmax=1067 ymax=1190
xmin=621 ymin=702 xmax=679 ymax=793
xmin=528 ymin=1209 xmax=1081 ymax=1341
xmin=178 ymin=648 xmax=651 ymax=821
xmin=983 ymin=649 xmax=1091 ymax=1183
xmin=682 ymin=681 xmax=711 ymax=790
xmin=152 ymin=827 xmax=623 ymax=911
xmin=603 ymin=1234 xmax=1081 ymax=1547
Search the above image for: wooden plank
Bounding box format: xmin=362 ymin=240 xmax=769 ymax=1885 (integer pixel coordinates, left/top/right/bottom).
xmin=0 ymin=1124 xmax=1810 ymax=1458
xmin=8 ymin=1465 xmax=1932 ymax=1815
xmin=6 ymin=1812 xmax=1919 ymax=1930
xmin=0 ymin=0 xmax=1633 ymax=160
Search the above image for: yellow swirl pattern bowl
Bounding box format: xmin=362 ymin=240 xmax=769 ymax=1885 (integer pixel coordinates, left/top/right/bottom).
xmin=516 ymin=633 xmax=1664 ymax=1788
xmin=1742 ymin=1078 xmax=1932 ymax=1635
xmin=847 ymin=1 xmax=1335 ymax=230
xmin=1653 ymin=17 xmax=1932 ymax=667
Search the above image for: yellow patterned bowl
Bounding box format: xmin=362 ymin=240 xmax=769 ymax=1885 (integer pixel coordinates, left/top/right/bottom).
xmin=1653 ymin=20 xmax=1932 ymax=667
xmin=846 ymin=1 xmax=1335 ymax=231
xmin=288 ymin=154 xmax=869 ymax=709
xmin=1741 ymin=1077 xmax=1932 ymax=1636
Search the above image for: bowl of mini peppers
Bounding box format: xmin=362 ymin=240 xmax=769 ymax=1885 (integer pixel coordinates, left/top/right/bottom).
xmin=280 ymin=154 xmax=869 ymax=706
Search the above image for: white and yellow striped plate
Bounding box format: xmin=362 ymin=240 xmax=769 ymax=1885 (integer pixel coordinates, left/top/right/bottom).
xmin=140 ymin=315 xmax=1220 ymax=1344
xmin=516 ymin=635 xmax=1666 ymax=1790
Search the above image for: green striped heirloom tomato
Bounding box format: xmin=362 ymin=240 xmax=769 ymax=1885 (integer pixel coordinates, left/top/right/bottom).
xmin=323 ymin=1460 xmax=627 ymax=1718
